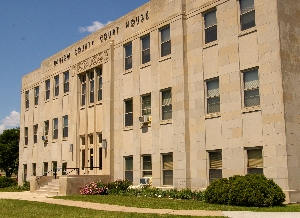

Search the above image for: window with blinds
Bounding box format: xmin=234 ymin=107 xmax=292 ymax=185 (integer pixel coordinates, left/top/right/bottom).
xmin=125 ymin=156 xmax=133 ymax=182
xmin=243 ymin=68 xmax=260 ymax=107
xmin=162 ymin=89 xmax=172 ymax=120
xmin=247 ymin=149 xmax=263 ymax=174
xmin=240 ymin=0 xmax=255 ymax=31
xmin=204 ymin=9 xmax=217 ymax=44
xmin=209 ymin=151 xmax=222 ymax=183
xmin=206 ymin=78 xmax=220 ymax=113
xmin=162 ymin=153 xmax=173 ymax=185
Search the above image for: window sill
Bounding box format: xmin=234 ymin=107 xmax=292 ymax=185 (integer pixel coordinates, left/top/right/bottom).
xmin=88 ymin=103 xmax=95 ymax=108
xmin=140 ymin=123 xmax=151 ymax=128
xmin=45 ymin=100 xmax=50 ymax=103
xmin=242 ymin=106 xmax=261 ymax=113
xmin=53 ymin=96 xmax=59 ymax=100
xmin=63 ymin=93 xmax=69 ymax=97
xmin=96 ymin=100 xmax=103 ymax=105
xmin=239 ymin=27 xmax=257 ymax=37
xmin=159 ymin=55 xmax=171 ymax=62
xmin=25 ymin=108 xmax=29 ymax=112
xmin=123 ymin=69 xmax=132 ymax=75
xmin=62 ymin=138 xmax=68 ymax=141
xmin=203 ymin=41 xmax=218 ymax=49
xmin=205 ymin=113 xmax=221 ymax=119
xmin=52 ymin=139 xmax=58 ymax=143
xmin=160 ymin=119 xmax=172 ymax=125
xmin=80 ymin=106 xmax=86 ymax=110
xmin=140 ymin=63 xmax=151 ymax=69
xmin=34 ymin=105 xmax=38 ymax=108
xmin=123 ymin=126 xmax=133 ymax=131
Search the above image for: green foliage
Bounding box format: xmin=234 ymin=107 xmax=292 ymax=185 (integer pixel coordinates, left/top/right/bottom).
xmin=0 ymin=176 xmax=17 ymax=188
xmin=204 ymin=174 xmax=285 ymax=207
xmin=0 ymin=127 xmax=20 ymax=177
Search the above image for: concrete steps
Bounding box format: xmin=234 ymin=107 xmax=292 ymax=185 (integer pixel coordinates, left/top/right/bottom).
xmin=36 ymin=179 xmax=60 ymax=196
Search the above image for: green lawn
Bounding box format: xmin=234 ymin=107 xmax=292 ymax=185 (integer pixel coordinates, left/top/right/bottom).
xmin=55 ymin=195 xmax=300 ymax=212
xmin=0 ymin=199 xmax=223 ymax=218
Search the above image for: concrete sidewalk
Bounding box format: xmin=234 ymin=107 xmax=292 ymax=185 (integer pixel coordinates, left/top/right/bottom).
xmin=1 ymin=192 xmax=300 ymax=218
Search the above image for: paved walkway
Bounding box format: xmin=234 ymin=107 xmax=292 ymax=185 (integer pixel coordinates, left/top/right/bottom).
xmin=0 ymin=192 xmax=300 ymax=218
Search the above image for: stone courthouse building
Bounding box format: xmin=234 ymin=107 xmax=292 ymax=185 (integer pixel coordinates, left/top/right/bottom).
xmin=19 ymin=0 xmax=300 ymax=202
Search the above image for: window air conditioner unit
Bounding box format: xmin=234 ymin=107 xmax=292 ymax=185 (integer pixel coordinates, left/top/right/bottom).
xmin=139 ymin=115 xmax=151 ymax=125
xmin=42 ymin=135 xmax=48 ymax=141
xmin=140 ymin=177 xmax=150 ymax=185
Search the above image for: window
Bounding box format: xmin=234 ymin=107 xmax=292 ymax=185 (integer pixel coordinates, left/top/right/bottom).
xmin=44 ymin=120 xmax=49 ymax=137
xmin=247 ymin=148 xmax=263 ymax=174
xmin=240 ymin=0 xmax=255 ymax=31
xmin=204 ymin=9 xmax=217 ymax=44
xmin=81 ymin=74 xmax=86 ymax=106
xmin=24 ymin=127 xmax=28 ymax=146
xmin=81 ymin=149 xmax=85 ymax=170
xmin=34 ymin=86 xmax=39 ymax=105
xmin=142 ymin=94 xmax=151 ymax=116
xmin=89 ymin=72 xmax=94 ymax=103
xmin=160 ymin=25 xmax=171 ymax=57
xmin=23 ymin=164 xmax=27 ymax=181
xmin=142 ymin=155 xmax=152 ymax=177
xmin=125 ymin=156 xmax=133 ymax=182
xmin=64 ymin=71 xmax=69 ymax=93
xmin=99 ymin=148 xmax=103 ymax=170
xmin=124 ymin=99 xmax=133 ymax=127
xmin=62 ymin=162 xmax=67 ymax=175
xmin=97 ymin=132 xmax=102 ymax=144
xmin=63 ymin=115 xmax=68 ymax=138
xmin=124 ymin=42 xmax=132 ymax=70
xmin=206 ymin=78 xmax=220 ymax=113
xmin=32 ymin=163 xmax=36 ymax=176
xmin=53 ymin=118 xmax=58 ymax=139
xmin=25 ymin=91 xmax=29 ymax=109
xmin=43 ymin=162 xmax=48 ymax=176
xmin=162 ymin=89 xmax=172 ymax=120
xmin=33 ymin=124 xmax=38 ymax=144
xmin=243 ymin=68 xmax=260 ymax=107
xmin=45 ymin=79 xmax=50 ymax=100
xmin=89 ymin=134 xmax=93 ymax=145
xmin=81 ymin=136 xmax=86 ymax=145
xmin=90 ymin=149 xmax=94 ymax=170
xmin=141 ymin=34 xmax=150 ymax=64
xmin=54 ymin=75 xmax=59 ymax=97
xmin=209 ymin=151 xmax=222 ymax=183
xmin=162 ymin=153 xmax=173 ymax=185
xmin=97 ymin=68 xmax=103 ymax=101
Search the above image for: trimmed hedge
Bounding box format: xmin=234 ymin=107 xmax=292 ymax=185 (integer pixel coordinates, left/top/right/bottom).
xmin=204 ymin=174 xmax=285 ymax=207
xmin=0 ymin=177 xmax=17 ymax=188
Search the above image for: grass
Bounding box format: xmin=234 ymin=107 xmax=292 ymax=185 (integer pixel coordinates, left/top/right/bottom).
xmin=55 ymin=195 xmax=300 ymax=212
xmin=0 ymin=199 xmax=223 ymax=218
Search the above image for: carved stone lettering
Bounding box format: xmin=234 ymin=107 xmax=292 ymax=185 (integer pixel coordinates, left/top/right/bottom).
xmin=126 ymin=11 xmax=149 ymax=28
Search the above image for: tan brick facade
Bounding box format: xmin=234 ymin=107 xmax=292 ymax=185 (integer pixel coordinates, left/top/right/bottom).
xmin=19 ymin=0 xmax=300 ymax=202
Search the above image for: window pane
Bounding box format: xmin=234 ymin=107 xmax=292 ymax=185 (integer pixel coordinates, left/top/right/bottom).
xmin=240 ymin=0 xmax=254 ymax=14
xmin=161 ymin=26 xmax=170 ymax=43
xmin=125 ymin=113 xmax=133 ymax=126
xmin=209 ymin=152 xmax=222 ymax=168
xmin=125 ymin=56 xmax=132 ymax=70
xmin=142 ymin=35 xmax=150 ymax=50
xmin=163 ymin=155 xmax=173 ymax=170
xmin=125 ymin=100 xmax=133 ymax=113
xmin=244 ymin=69 xmax=258 ymax=89
xmin=125 ymin=43 xmax=132 ymax=56
xmin=207 ymin=97 xmax=220 ymax=113
xmin=205 ymin=25 xmax=217 ymax=44
xmin=162 ymin=105 xmax=172 ymax=120
xmin=142 ymin=49 xmax=150 ymax=64
xmin=248 ymin=168 xmax=263 ymax=175
xmin=207 ymin=79 xmax=219 ymax=97
xmin=163 ymin=170 xmax=173 ymax=185
xmin=162 ymin=90 xmax=172 ymax=105
xmin=241 ymin=10 xmax=255 ymax=30
xmin=125 ymin=157 xmax=133 ymax=170
xmin=125 ymin=171 xmax=133 ymax=182
xmin=143 ymin=156 xmax=152 ymax=170
xmin=161 ymin=40 xmax=171 ymax=57
xmin=245 ymin=89 xmax=260 ymax=107
xmin=247 ymin=149 xmax=263 ymax=168
xmin=209 ymin=169 xmax=222 ymax=183
xmin=205 ymin=10 xmax=216 ymax=28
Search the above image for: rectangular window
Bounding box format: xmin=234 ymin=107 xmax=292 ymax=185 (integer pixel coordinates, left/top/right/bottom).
xmin=124 ymin=42 xmax=132 ymax=71
xmin=34 ymin=86 xmax=39 ymax=105
xmin=162 ymin=153 xmax=173 ymax=185
xmin=142 ymin=94 xmax=151 ymax=116
xmin=32 ymin=163 xmax=36 ymax=176
xmin=97 ymin=68 xmax=103 ymax=101
xmin=240 ymin=0 xmax=255 ymax=31
xmin=64 ymin=71 xmax=69 ymax=93
xmin=125 ymin=99 xmax=133 ymax=127
xmin=206 ymin=78 xmax=220 ymax=113
xmin=53 ymin=118 xmax=58 ymax=139
xmin=54 ymin=75 xmax=59 ymax=97
xmin=160 ymin=25 xmax=171 ymax=57
xmin=24 ymin=127 xmax=28 ymax=146
xmin=204 ymin=9 xmax=217 ymax=44
xmin=89 ymin=72 xmax=94 ymax=103
xmin=25 ymin=91 xmax=29 ymax=109
xmin=162 ymin=89 xmax=172 ymax=120
xmin=142 ymin=155 xmax=152 ymax=177
xmin=247 ymin=148 xmax=263 ymax=174
xmin=63 ymin=115 xmax=68 ymax=138
xmin=90 ymin=149 xmax=94 ymax=170
xmin=97 ymin=132 xmax=102 ymax=144
xmin=243 ymin=68 xmax=260 ymax=107
xmin=141 ymin=34 xmax=150 ymax=64
xmin=81 ymin=74 xmax=86 ymax=106
xmin=81 ymin=149 xmax=85 ymax=170
xmin=99 ymin=148 xmax=103 ymax=170
xmin=33 ymin=124 xmax=38 ymax=144
xmin=44 ymin=120 xmax=49 ymax=137
xmin=43 ymin=162 xmax=48 ymax=176
xmin=125 ymin=156 xmax=133 ymax=182
xmin=209 ymin=151 xmax=222 ymax=183
xmin=45 ymin=79 xmax=50 ymax=100
xmin=62 ymin=162 xmax=67 ymax=175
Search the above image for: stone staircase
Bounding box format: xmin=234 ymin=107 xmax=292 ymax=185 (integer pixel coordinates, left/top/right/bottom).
xmin=36 ymin=179 xmax=60 ymax=196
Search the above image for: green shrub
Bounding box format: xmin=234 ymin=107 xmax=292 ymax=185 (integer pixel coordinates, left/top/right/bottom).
xmin=0 ymin=177 xmax=17 ymax=188
xmin=204 ymin=174 xmax=285 ymax=207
